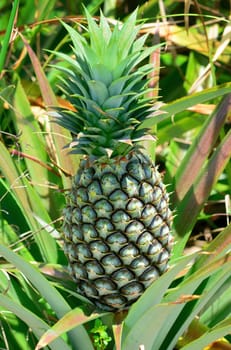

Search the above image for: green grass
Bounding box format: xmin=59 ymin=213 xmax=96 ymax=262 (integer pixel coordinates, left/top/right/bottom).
xmin=0 ymin=1 xmax=230 ymax=349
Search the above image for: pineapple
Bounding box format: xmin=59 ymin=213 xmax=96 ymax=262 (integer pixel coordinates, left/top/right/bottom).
xmin=53 ymin=10 xmax=173 ymax=311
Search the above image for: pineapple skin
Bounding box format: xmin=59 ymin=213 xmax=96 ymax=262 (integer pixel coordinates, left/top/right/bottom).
xmin=63 ymin=151 xmax=173 ymax=311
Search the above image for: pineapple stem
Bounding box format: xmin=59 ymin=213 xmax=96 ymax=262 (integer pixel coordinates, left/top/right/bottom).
xmin=112 ymin=310 xmax=128 ymax=350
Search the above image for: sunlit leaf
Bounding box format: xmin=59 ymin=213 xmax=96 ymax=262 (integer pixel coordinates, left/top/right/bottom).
xmin=0 ymin=0 xmax=19 ymax=73
xmin=173 ymin=93 xmax=231 ymax=203
xmin=180 ymin=317 xmax=231 ymax=350
xmin=173 ymin=130 xmax=231 ymax=256
xmin=20 ymin=34 xmax=76 ymax=184
xmin=0 ymin=295 xmax=70 ymax=350
xmin=142 ymin=82 xmax=231 ymax=128
xmin=0 ymin=244 xmax=93 ymax=349
xmin=36 ymin=308 xmax=109 ymax=349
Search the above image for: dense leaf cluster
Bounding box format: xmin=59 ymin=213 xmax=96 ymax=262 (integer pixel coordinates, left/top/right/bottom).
xmin=53 ymin=10 xmax=159 ymax=158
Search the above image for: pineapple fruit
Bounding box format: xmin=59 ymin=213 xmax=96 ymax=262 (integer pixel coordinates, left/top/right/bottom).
xmin=53 ymin=10 xmax=173 ymax=311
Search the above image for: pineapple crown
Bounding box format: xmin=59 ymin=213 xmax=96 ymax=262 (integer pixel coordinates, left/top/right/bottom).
xmin=52 ymin=9 xmax=160 ymax=158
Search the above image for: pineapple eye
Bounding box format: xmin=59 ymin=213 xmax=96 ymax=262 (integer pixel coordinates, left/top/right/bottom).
xmin=94 ymin=199 xmax=113 ymax=219
xmin=109 ymin=189 xmax=128 ymax=210
xmin=81 ymin=205 xmax=97 ymax=223
xmin=111 ymin=210 xmax=131 ymax=231
xmin=127 ymin=161 xmax=145 ymax=181
xmin=120 ymin=281 xmax=144 ymax=298
xmin=119 ymin=244 xmax=139 ymax=265
xmin=121 ymin=175 xmax=139 ymax=197
xmin=85 ymin=261 xmax=104 ymax=279
xmin=71 ymin=208 xmax=82 ymax=224
xmin=79 ymin=167 xmax=95 ymax=187
xmin=94 ymin=278 xmax=117 ymax=296
xmin=112 ymin=268 xmax=135 ymax=284
xmin=101 ymin=173 xmax=120 ymax=196
xmin=63 ymin=206 xmax=72 ymax=223
xmin=125 ymin=221 xmax=144 ymax=240
xmin=139 ymin=266 xmax=159 ymax=285
xmin=72 ymin=224 xmax=84 ymax=242
xmin=152 ymin=186 xmax=164 ymax=203
xmin=155 ymin=249 xmax=170 ymax=273
xmin=87 ymin=180 xmax=102 ymax=202
xmin=139 ymin=182 xmax=155 ymax=202
xmin=72 ymin=262 xmax=88 ymax=279
xmin=76 ymin=187 xmax=89 ymax=205
xmin=80 ymin=281 xmax=98 ymax=297
xmin=130 ymin=256 xmax=150 ymax=273
xmin=107 ymin=232 xmax=127 ymax=244
xmin=147 ymin=239 xmax=163 ymax=257
xmin=149 ymin=215 xmax=163 ymax=231
xmin=76 ymin=243 xmax=92 ymax=262
xmin=155 ymin=224 xmax=172 ymax=246
xmin=95 ymin=218 xmax=114 ymax=239
xmin=81 ymin=223 xmax=98 ymax=240
xmin=126 ymin=198 xmax=143 ymax=217
xmin=155 ymin=197 xmax=169 ymax=216
xmin=137 ymin=231 xmax=153 ymax=245
xmin=141 ymin=204 xmax=157 ymax=226
xmin=106 ymin=232 xmax=127 ymax=253
xmin=100 ymin=295 xmax=126 ymax=310
xmin=63 ymin=223 xmax=72 ymax=240
xmin=89 ymin=240 xmax=110 ymax=259
xmin=101 ymin=254 xmax=122 ymax=270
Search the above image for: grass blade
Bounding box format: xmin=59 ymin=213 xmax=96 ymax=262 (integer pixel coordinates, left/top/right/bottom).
xmin=159 ymin=265 xmax=231 ymax=350
xmin=0 ymin=0 xmax=19 ymax=73
xmin=13 ymin=78 xmax=53 ymax=209
xmin=0 ymin=243 xmax=93 ymax=350
xmin=35 ymin=308 xmax=108 ymax=350
xmin=190 ymin=223 xmax=231 ymax=271
xmin=181 ymin=317 xmax=231 ymax=350
xmin=173 ymin=93 xmax=231 ymax=203
xmin=123 ymin=253 xmax=198 ymax=332
xmin=122 ymin=252 xmax=231 ymax=350
xmin=123 ymin=303 xmax=178 ymax=350
xmin=142 ymin=82 xmax=231 ymax=127
xmin=20 ymin=34 xmax=76 ymax=185
xmin=173 ymin=130 xmax=231 ymax=256
xmin=0 ymin=294 xmax=71 ymax=350
xmin=0 ymin=140 xmax=58 ymax=262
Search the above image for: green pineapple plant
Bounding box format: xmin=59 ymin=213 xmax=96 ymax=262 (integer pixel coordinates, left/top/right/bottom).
xmin=52 ymin=9 xmax=173 ymax=311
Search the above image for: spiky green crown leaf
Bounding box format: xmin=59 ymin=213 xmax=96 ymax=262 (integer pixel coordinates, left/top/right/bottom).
xmin=52 ymin=9 xmax=160 ymax=158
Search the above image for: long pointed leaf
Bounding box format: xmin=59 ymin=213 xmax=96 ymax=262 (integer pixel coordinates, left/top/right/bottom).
xmin=123 ymin=253 xmax=198 ymax=332
xmin=0 ymin=244 xmax=93 ymax=350
xmin=20 ymin=34 xmax=75 ymax=184
xmin=173 ymin=129 xmax=231 ymax=257
xmin=0 ymin=0 xmax=19 ymax=73
xmin=36 ymin=308 xmax=109 ymax=350
xmin=159 ymin=265 xmax=231 ymax=350
xmin=0 ymin=294 xmax=70 ymax=350
xmin=141 ymin=82 xmax=231 ymax=127
xmin=181 ymin=317 xmax=231 ymax=350
xmin=122 ymin=253 xmax=231 ymax=350
xmin=189 ymin=223 xmax=231 ymax=272
xmin=0 ymin=140 xmax=58 ymax=262
xmin=173 ymin=93 xmax=231 ymax=203
xmin=13 ymin=79 xmax=51 ymax=207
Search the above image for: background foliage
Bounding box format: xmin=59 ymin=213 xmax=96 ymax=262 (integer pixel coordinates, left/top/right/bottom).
xmin=0 ymin=1 xmax=230 ymax=349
